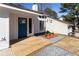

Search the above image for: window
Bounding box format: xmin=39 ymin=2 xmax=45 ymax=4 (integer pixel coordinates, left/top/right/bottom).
xmin=40 ymin=21 xmax=44 ymax=31
xmin=39 ymin=16 xmax=41 ymax=18
xmin=44 ymin=16 xmax=47 ymax=18
xmin=42 ymin=16 xmax=44 ymax=18
xmin=29 ymin=18 xmax=32 ymax=33
xmin=39 ymin=16 xmax=47 ymax=19
xmin=19 ymin=18 xmax=27 ymax=24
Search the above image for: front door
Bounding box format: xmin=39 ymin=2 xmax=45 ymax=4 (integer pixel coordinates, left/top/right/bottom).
xmin=18 ymin=17 xmax=27 ymax=38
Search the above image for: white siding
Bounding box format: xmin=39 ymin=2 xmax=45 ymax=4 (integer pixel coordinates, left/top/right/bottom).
xmin=46 ymin=18 xmax=69 ymax=35
xmin=9 ymin=13 xmax=18 ymax=40
xmin=9 ymin=13 xmax=46 ymax=40
xmin=33 ymin=16 xmax=46 ymax=34
xmin=0 ymin=6 xmax=46 ymax=42
xmin=0 ymin=9 xmax=9 ymax=50
xmin=9 ymin=13 xmax=35 ymax=40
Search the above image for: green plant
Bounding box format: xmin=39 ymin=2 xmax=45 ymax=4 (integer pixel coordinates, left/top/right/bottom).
xmin=48 ymin=32 xmax=51 ymax=35
xmin=51 ymin=32 xmax=54 ymax=35
xmin=47 ymin=31 xmax=52 ymax=34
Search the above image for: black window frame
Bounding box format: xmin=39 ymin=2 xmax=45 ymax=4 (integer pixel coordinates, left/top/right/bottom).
xmin=40 ymin=21 xmax=44 ymax=31
xmin=29 ymin=18 xmax=32 ymax=33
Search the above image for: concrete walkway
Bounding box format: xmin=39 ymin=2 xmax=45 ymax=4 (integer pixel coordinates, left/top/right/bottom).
xmin=33 ymin=35 xmax=76 ymax=56
xmin=34 ymin=45 xmax=75 ymax=56
xmin=48 ymin=35 xmax=66 ymax=43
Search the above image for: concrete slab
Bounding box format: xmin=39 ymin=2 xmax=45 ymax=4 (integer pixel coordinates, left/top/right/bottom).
xmin=33 ymin=45 xmax=75 ymax=56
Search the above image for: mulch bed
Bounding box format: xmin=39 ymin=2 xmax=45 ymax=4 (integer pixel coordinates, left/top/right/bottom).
xmin=42 ymin=33 xmax=58 ymax=39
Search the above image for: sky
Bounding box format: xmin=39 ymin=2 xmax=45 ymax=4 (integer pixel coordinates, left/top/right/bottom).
xmin=20 ymin=3 xmax=66 ymax=17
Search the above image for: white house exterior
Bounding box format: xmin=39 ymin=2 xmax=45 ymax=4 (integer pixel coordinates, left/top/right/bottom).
xmin=46 ymin=17 xmax=72 ymax=35
xmin=0 ymin=3 xmax=72 ymax=50
xmin=0 ymin=4 xmax=47 ymax=50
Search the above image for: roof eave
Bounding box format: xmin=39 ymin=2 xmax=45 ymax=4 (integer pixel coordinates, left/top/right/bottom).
xmin=0 ymin=4 xmax=45 ymax=16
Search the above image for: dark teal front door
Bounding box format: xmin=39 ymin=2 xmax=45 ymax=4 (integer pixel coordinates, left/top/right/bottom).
xmin=18 ymin=18 xmax=27 ymax=38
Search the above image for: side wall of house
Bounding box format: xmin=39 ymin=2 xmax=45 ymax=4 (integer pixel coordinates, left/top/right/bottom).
xmin=46 ymin=18 xmax=69 ymax=35
xmin=0 ymin=8 xmax=10 ymax=50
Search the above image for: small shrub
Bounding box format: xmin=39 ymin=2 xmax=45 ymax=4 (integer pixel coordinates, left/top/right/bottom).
xmin=51 ymin=32 xmax=54 ymax=35
xmin=48 ymin=33 xmax=51 ymax=36
xmin=46 ymin=31 xmax=51 ymax=34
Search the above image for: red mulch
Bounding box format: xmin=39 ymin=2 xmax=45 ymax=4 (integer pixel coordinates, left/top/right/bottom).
xmin=42 ymin=34 xmax=58 ymax=39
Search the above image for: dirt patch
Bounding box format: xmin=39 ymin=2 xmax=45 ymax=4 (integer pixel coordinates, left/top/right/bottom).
xmin=0 ymin=36 xmax=52 ymax=56
xmin=54 ymin=36 xmax=79 ymax=55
